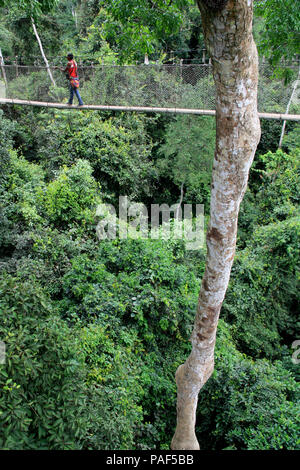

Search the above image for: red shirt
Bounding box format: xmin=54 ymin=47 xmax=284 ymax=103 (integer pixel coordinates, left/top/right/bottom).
xmin=66 ymin=59 xmax=78 ymax=78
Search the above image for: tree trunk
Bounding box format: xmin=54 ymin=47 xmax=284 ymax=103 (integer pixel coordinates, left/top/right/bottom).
xmin=175 ymin=182 xmax=184 ymax=220
xmin=278 ymin=63 xmax=300 ymax=148
xmin=31 ymin=17 xmax=56 ymax=87
xmin=72 ymin=6 xmax=78 ymax=30
xmin=171 ymin=0 xmax=261 ymax=450
xmin=0 ymin=48 xmax=7 ymax=87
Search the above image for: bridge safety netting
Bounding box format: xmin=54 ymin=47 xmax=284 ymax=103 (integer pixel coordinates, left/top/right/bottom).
xmin=0 ymin=63 xmax=299 ymax=114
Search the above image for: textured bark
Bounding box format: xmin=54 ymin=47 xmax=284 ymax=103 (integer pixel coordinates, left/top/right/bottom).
xmin=171 ymin=0 xmax=261 ymax=450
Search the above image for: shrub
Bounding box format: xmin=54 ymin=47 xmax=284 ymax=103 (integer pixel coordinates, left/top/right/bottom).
xmin=223 ymin=217 xmax=300 ymax=358
xmin=0 ymin=275 xmax=90 ymax=449
xmin=0 ymin=151 xmax=45 ymax=257
xmin=196 ymin=320 xmax=300 ymax=450
xmin=0 ymin=274 xmax=145 ymax=450
xmin=31 ymin=110 xmax=156 ymax=204
xmin=43 ymin=159 xmax=101 ymax=228
xmin=59 ymin=237 xmax=200 ymax=347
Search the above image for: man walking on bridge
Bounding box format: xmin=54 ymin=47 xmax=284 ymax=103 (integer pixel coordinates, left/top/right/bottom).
xmin=63 ymin=53 xmax=84 ymax=107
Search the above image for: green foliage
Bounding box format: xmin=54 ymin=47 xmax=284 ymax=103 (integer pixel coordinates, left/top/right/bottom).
xmin=158 ymin=114 xmax=215 ymax=208
xmin=224 ymin=216 xmax=299 ymax=358
xmin=226 ymin=150 xmax=299 ymax=359
xmin=0 ymin=274 xmax=146 ymax=450
xmin=0 ymin=274 xmax=89 ymax=449
xmin=98 ymin=0 xmax=190 ymax=62
xmin=238 ymin=148 xmax=299 ymax=242
xmin=283 ymin=124 xmax=300 ymax=152
xmin=0 ymin=151 xmax=100 ymax=256
xmin=255 ymin=149 xmax=299 ymax=223
xmin=59 ymin=237 xmax=199 ymax=346
xmin=255 ymin=0 xmax=300 ymax=82
xmin=76 ymin=322 xmax=145 ymax=450
xmin=0 ymin=0 xmax=59 ymax=19
xmin=256 ymin=119 xmax=282 ymax=156
xmin=75 ymin=23 xmax=118 ymax=64
xmin=0 ymin=18 xmax=16 ymax=56
xmin=7 ymin=71 xmax=52 ymax=102
xmin=0 ymin=110 xmax=16 ymax=180
xmin=43 ymin=159 xmax=100 ymax=228
xmin=5 ymin=151 xmax=45 ymax=224
xmin=0 ymin=0 xmax=299 ymax=450
xmin=28 ymin=109 xmax=156 ymax=204
xmin=0 ymin=107 xmax=298 ymax=451
xmin=0 ymin=150 xmax=45 ymax=258
xmin=197 ymin=321 xmax=300 ymax=450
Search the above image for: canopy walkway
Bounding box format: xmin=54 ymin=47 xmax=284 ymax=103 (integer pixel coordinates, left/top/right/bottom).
xmin=0 ymin=64 xmax=299 ymax=120
xmin=0 ymin=97 xmax=299 ymax=121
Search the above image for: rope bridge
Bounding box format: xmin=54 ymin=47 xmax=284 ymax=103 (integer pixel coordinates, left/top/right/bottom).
xmin=0 ymin=64 xmax=299 ymax=120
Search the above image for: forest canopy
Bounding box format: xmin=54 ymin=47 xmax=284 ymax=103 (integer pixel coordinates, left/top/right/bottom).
xmin=0 ymin=0 xmax=299 ymax=451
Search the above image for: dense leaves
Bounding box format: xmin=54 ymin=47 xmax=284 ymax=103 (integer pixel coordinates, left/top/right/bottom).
xmin=255 ymin=0 xmax=300 ymax=65
xmin=0 ymin=0 xmax=299 ymax=452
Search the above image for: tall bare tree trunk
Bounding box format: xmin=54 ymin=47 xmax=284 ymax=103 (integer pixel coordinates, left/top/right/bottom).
xmin=72 ymin=6 xmax=78 ymax=29
xmin=171 ymin=0 xmax=261 ymax=450
xmin=278 ymin=63 xmax=300 ymax=148
xmin=31 ymin=17 xmax=56 ymax=87
xmin=175 ymin=182 xmax=184 ymax=220
xmin=0 ymin=48 xmax=8 ymax=87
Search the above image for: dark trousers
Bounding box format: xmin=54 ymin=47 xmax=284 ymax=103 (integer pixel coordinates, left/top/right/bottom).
xmin=68 ymin=83 xmax=83 ymax=105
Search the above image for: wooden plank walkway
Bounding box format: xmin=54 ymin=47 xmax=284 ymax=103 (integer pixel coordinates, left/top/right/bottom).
xmin=0 ymin=98 xmax=299 ymax=120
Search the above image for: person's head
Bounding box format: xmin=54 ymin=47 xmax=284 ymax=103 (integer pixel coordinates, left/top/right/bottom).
xmin=67 ymin=53 xmax=73 ymax=61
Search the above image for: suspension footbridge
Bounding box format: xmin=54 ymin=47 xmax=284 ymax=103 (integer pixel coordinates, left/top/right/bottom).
xmin=0 ymin=97 xmax=299 ymax=121
xmin=0 ymin=64 xmax=299 ymax=120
